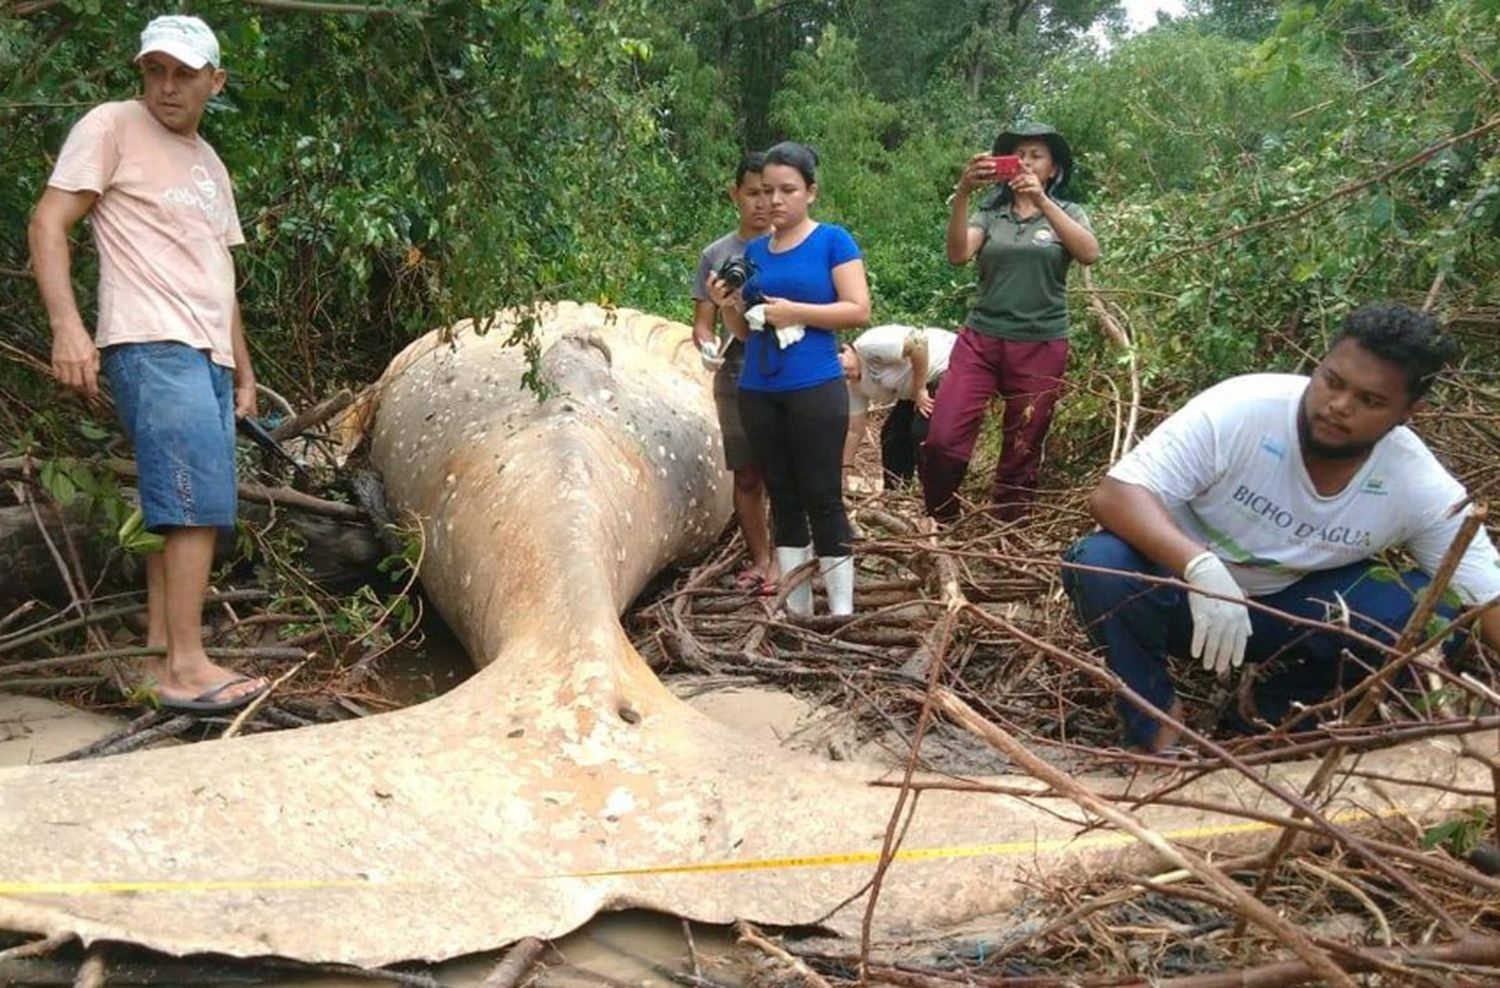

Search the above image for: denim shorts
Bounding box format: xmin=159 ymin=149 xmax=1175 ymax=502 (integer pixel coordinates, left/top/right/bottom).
xmin=103 ymin=342 xmax=237 ymax=533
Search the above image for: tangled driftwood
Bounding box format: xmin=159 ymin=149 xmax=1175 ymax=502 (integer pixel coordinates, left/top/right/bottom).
xmin=0 ymin=303 xmax=1494 ymax=975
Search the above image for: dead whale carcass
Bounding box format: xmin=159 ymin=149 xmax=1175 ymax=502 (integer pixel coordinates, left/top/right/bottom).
xmin=0 ymin=302 xmax=1492 ymax=967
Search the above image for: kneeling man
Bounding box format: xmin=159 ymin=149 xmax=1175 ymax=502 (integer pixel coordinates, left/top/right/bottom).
xmin=1064 ymin=304 xmax=1500 ymax=752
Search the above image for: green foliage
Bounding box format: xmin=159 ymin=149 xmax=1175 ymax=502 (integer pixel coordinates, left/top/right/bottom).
xmin=1422 ymin=807 xmax=1491 ymax=857
xmin=2 ymin=0 xmax=1496 ymax=496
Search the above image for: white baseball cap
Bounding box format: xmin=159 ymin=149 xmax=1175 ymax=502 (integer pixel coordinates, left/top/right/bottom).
xmin=135 ymin=15 xmax=221 ymax=70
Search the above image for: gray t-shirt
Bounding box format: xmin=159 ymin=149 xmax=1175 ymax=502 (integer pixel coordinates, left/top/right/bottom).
xmin=693 ymin=231 xmax=751 ymax=303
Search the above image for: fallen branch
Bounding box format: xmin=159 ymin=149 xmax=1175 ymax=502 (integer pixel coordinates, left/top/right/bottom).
xmin=0 ymin=932 xmax=73 ymax=963
xmin=0 ymin=644 xmax=309 ymax=678
xmin=49 ymin=714 xmax=197 ymax=762
xmin=1153 ymin=936 xmax=1500 ymax=988
xmin=735 ymin=921 xmax=831 ymax=988
xmin=476 ymin=937 xmax=545 ymax=988
xmin=932 ymin=686 xmax=1361 ymax=988
xmin=240 ymin=0 xmax=424 ymax=15
xmin=223 ymin=658 xmax=309 ymax=740
xmin=271 ymin=389 xmax=354 ymax=441
xmin=1238 ymin=505 xmax=1487 ymax=938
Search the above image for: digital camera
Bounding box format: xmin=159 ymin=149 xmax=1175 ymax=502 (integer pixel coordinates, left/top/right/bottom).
xmin=716 ymin=255 xmax=755 ymax=292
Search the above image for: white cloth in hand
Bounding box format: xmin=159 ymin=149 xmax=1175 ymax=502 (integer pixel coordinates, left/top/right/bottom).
xmin=698 ymin=338 xmax=725 ymax=371
xmin=744 ymin=304 xmax=805 ymax=349
xmin=1183 ymin=551 xmax=1252 ymax=674
xmin=774 ymin=325 xmax=805 ymax=349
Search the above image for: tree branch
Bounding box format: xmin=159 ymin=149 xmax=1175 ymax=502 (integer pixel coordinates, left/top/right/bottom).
xmin=238 ymin=0 xmax=425 ymax=16
xmin=1141 ymin=113 xmax=1500 ymax=271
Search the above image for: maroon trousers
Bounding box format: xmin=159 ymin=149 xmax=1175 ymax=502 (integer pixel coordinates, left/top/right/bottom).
xmin=919 ymin=328 xmax=1069 ymax=522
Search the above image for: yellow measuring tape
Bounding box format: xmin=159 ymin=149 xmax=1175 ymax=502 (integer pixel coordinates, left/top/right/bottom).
xmin=0 ymin=807 xmax=1397 ymax=897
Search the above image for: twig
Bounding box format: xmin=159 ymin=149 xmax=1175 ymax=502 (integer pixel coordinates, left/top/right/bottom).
xmin=73 ymin=946 xmax=106 ymax=988
xmin=681 ymin=920 xmax=701 ymax=982
xmin=0 ymin=590 xmax=270 ymax=655
xmin=0 ymin=600 xmax=40 ymax=634
xmin=223 ymin=658 xmax=309 ymax=739
xmin=932 ymin=687 xmax=1360 ymax=988
xmin=1290 ymin=857 xmax=1392 ymax=947
xmin=1237 ymin=506 xmax=1487 ymax=939
xmin=239 ymin=0 xmax=424 ymax=14
xmin=735 ymin=921 xmax=831 ymax=988
xmin=0 ymin=644 xmax=309 ymax=678
xmin=858 ymin=610 xmax=957 ymax=979
xmin=0 ymin=456 xmax=366 ymax=521
xmin=967 ymin=604 xmax=1471 ymax=932
xmin=1140 ymin=113 xmax=1500 ymax=271
xmin=48 ymin=714 xmax=197 ymax=761
xmin=1083 ymin=268 xmax=1140 ymax=460
xmin=476 ymin=936 xmax=545 ymax=988
xmin=16 ymin=482 xmax=121 ymax=690
xmin=1151 ymin=936 xmax=1500 ymax=988
xmin=0 ymin=933 xmax=74 ymax=962
xmin=1422 ymin=270 xmax=1446 ymax=314
xmin=270 ymin=389 xmax=354 ymax=441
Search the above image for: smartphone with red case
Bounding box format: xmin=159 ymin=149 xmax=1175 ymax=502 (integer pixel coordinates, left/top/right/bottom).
xmin=989 ymin=154 xmax=1022 ymax=181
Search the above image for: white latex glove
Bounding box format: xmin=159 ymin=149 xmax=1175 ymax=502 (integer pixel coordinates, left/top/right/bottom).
xmin=698 ymin=338 xmax=725 ymax=371
xmin=1183 ymin=551 xmax=1252 ymax=675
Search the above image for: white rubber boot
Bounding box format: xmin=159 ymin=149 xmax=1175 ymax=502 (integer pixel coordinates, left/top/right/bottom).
xmin=819 ymin=555 xmax=855 ymax=616
xmin=775 ymin=545 xmax=815 ymax=616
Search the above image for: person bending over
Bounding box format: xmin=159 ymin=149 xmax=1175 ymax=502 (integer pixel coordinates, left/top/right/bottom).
xmin=710 ymin=142 xmax=871 ymax=617
xmin=1063 ymin=304 xmax=1500 ymax=752
xmin=838 ymin=325 xmax=956 ymax=490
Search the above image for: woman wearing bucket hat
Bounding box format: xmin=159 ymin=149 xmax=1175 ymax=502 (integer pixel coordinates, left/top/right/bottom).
xmin=920 ymin=121 xmax=1099 ymax=523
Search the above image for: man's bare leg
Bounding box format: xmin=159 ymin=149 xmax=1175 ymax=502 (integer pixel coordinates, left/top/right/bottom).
xmin=144 ymin=551 xmax=168 ymax=649
xmin=734 ymin=466 xmax=773 ymax=581
xmin=140 ymin=526 xmax=264 ymax=703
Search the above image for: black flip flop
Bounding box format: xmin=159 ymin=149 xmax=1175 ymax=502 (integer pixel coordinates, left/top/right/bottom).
xmin=158 ymin=675 xmax=269 ymax=714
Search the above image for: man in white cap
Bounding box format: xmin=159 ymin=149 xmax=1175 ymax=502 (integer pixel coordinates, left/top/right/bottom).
xmin=28 ymin=15 xmax=268 ymax=713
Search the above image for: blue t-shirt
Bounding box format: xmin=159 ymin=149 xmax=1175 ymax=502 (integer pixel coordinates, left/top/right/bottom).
xmin=738 ymin=223 xmax=862 ymax=393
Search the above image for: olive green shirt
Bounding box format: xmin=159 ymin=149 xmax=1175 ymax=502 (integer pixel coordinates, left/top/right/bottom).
xmin=965 ymin=198 xmax=1091 ymax=341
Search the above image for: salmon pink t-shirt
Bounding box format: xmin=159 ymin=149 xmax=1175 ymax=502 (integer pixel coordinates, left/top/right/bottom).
xmin=48 ymin=100 xmax=244 ymax=368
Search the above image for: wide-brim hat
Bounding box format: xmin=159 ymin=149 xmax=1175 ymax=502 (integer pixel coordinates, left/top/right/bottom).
xmin=993 ymin=121 xmax=1073 ymax=182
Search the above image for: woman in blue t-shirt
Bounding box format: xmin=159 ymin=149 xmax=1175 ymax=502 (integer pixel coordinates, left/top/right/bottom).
xmin=709 ymin=142 xmax=870 ymax=617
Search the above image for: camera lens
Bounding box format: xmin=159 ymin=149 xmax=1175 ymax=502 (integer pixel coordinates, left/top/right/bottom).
xmin=717 ymin=256 xmax=752 ymax=291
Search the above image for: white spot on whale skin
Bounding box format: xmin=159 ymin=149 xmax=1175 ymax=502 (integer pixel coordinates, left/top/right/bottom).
xmin=603 ymin=788 xmax=636 ymax=818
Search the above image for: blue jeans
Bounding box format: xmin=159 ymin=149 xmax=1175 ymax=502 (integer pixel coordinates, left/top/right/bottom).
xmin=1062 ymin=531 xmax=1461 ymax=748
xmin=103 ymin=342 xmax=237 ymax=533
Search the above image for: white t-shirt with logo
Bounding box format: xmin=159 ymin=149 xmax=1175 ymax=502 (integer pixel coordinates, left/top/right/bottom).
xmin=847 ymin=325 xmax=957 ymax=415
xmin=48 ymin=100 xmax=245 ymax=368
xmin=1108 ymin=373 xmax=1500 ymax=603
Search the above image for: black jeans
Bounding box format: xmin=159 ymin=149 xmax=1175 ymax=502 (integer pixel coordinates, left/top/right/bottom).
xmin=738 ymin=377 xmax=853 ymax=556
xmin=879 ymin=377 xmax=941 ymax=486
